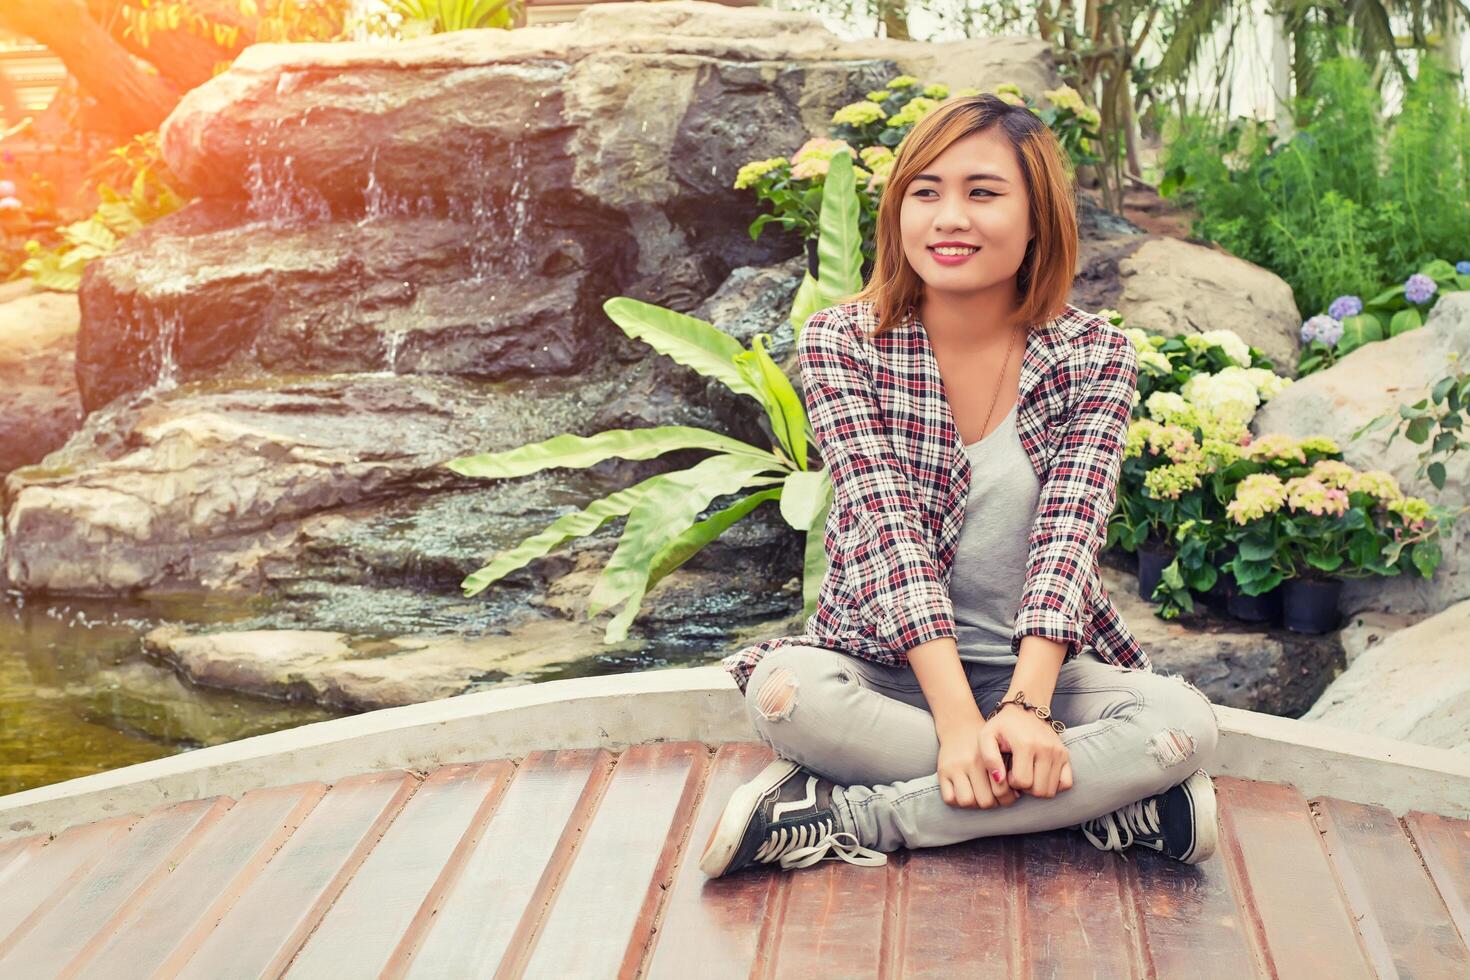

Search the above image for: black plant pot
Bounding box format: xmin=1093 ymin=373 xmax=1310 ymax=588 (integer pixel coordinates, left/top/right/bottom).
xmin=1226 ymin=584 xmax=1282 ymax=625
xmin=1198 ymin=572 xmax=1235 ymax=610
xmin=1281 ymin=577 xmax=1344 ymax=634
xmin=1136 ymin=545 xmax=1175 ymax=601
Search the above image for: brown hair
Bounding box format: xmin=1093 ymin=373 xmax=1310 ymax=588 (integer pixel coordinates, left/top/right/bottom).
xmin=847 ymin=93 xmax=1079 ymax=339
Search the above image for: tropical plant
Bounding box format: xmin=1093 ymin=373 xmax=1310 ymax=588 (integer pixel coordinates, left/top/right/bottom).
xmin=21 ymin=132 xmax=187 ymax=291
xmin=383 ymin=0 xmax=521 ymax=32
xmin=444 ymin=151 xmax=868 ymax=644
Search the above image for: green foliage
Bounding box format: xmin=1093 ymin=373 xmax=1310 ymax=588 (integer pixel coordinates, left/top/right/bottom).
xmin=22 ymin=133 xmax=187 ymax=292
xmin=1159 ymin=56 xmax=1470 ymax=319
xmin=446 ymin=152 xmax=869 ymax=644
xmin=1351 ymin=354 xmax=1470 ymax=494
xmin=384 ymin=0 xmax=520 ymax=32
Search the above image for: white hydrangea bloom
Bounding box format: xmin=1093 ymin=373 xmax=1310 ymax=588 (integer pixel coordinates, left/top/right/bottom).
xmin=1145 ymin=391 xmax=1191 ymax=423
xmin=1245 ymin=366 xmax=1293 ymax=401
xmin=1123 ymin=327 xmax=1151 ymax=352
xmin=1138 ymin=349 xmax=1173 ymax=375
xmin=1198 ymin=329 xmax=1252 ymax=367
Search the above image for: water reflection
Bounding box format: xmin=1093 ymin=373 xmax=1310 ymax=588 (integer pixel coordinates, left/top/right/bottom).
xmin=0 ymin=593 xmax=339 ymax=797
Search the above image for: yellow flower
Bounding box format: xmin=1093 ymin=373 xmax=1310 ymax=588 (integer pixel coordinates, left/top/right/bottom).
xmin=1043 ymin=84 xmax=1086 ymax=115
xmin=733 ymin=157 xmax=787 ymax=190
xmin=832 ymin=101 xmax=887 ymax=128
xmin=886 ymin=75 xmax=920 ymax=90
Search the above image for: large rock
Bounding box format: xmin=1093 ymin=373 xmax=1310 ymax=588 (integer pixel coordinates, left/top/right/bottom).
xmin=1252 ymin=292 xmax=1470 ymax=619
xmin=0 ymin=284 xmax=84 ymax=474
xmin=78 ymin=2 xmax=1064 ymax=410
xmin=1302 ymin=599 xmax=1470 ymax=751
xmin=1072 ymin=235 xmax=1302 ymax=372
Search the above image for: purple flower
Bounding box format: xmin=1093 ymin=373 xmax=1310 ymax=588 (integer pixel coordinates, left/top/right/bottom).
xmin=1457 ymin=260 xmax=1470 ymax=275
xmin=1300 ymin=314 xmax=1340 ymax=346
xmin=1326 ymin=295 xmax=1362 ymax=319
xmin=1405 ymin=273 xmax=1437 ymax=304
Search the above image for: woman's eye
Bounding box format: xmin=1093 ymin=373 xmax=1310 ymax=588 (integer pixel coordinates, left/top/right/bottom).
xmin=915 ymin=189 xmax=995 ymax=198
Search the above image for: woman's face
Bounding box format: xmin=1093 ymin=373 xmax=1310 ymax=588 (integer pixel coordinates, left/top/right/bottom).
xmin=899 ymin=127 xmax=1034 ymax=301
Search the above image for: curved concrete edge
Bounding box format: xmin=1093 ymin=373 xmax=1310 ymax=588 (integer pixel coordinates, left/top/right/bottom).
xmin=2 ymin=666 xmax=1468 ymax=842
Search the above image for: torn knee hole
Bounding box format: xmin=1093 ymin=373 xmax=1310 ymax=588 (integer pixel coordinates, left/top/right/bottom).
xmin=755 ymin=667 xmax=798 ymax=721
xmin=1146 ymin=727 xmax=1196 ymax=767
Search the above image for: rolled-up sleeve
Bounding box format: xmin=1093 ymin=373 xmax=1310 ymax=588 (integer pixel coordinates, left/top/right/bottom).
xmin=1011 ymin=326 xmax=1138 ymax=659
xmin=800 ymin=309 xmax=955 ymax=658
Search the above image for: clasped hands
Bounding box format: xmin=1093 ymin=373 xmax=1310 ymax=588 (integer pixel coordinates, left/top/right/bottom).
xmin=935 ymin=701 xmax=1074 ymax=809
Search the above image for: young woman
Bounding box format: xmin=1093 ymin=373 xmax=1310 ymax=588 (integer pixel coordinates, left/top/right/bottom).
xmin=700 ymin=94 xmax=1221 ymax=878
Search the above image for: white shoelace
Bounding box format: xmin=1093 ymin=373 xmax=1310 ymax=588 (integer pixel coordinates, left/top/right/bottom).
xmin=755 ymin=817 xmax=887 ymax=870
xmin=1081 ymin=796 xmax=1162 ymax=852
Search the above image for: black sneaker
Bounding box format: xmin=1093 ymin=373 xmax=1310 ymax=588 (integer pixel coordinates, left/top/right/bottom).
xmin=1079 ymin=769 xmax=1218 ymax=864
xmin=699 ymin=759 xmax=886 ymax=877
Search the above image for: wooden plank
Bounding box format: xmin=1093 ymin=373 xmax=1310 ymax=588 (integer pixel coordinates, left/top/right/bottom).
xmin=1402 ymin=810 xmax=1470 ymax=955
xmin=175 ymin=770 xmax=418 ymax=980
xmin=0 ymin=797 xmax=231 ymax=977
xmin=1020 ymin=828 xmax=1141 ymax=977
xmin=65 ymin=782 xmax=327 ymax=980
xmin=644 ymin=742 xmax=779 ymax=980
xmin=898 ymin=838 xmax=1014 ymax=977
xmin=770 ymin=850 xmax=891 ymax=978
xmin=0 ymin=815 xmax=137 ymax=950
xmin=286 ymin=762 xmax=513 ymax=977
xmin=1313 ymin=796 xmax=1470 ymax=977
xmin=516 ymin=741 xmax=708 ymax=978
xmin=1214 ymin=777 xmax=1372 ymax=979
xmin=400 ymin=750 xmax=612 ymax=979
xmin=1129 ymin=839 xmax=1259 ymax=978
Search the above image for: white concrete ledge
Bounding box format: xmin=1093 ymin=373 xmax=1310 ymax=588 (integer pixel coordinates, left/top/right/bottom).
xmin=3 ymin=666 xmax=1468 ymax=842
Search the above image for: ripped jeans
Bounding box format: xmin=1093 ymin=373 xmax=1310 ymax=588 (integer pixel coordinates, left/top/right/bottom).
xmin=744 ymin=645 xmax=1220 ymax=853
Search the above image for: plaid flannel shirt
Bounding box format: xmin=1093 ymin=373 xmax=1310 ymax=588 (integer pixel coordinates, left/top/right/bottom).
xmin=722 ymin=299 xmax=1149 ymax=693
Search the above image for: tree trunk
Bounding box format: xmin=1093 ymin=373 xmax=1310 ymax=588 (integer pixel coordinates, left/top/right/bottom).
xmin=0 ymin=0 xmax=179 ymax=135
xmin=85 ymin=0 xmax=252 ymax=92
xmin=880 ymin=0 xmax=911 ymax=41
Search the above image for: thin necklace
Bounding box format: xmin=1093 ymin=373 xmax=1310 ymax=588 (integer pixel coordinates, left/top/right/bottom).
xmin=976 ymin=323 xmax=1020 ymax=444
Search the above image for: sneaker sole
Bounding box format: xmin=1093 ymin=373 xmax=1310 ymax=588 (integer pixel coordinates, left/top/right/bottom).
xmin=698 ymin=758 xmax=801 ymax=878
xmin=1179 ymin=770 xmax=1218 ymax=864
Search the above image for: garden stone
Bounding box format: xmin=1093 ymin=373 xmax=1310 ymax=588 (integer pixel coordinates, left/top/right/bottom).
xmin=1251 ymin=292 xmax=1470 ymax=620
xmin=80 ymin=2 xmax=1066 ymax=409
xmin=1102 ymin=236 xmax=1300 ymax=371
xmin=1101 ymin=564 xmax=1342 ymax=716
xmin=0 ymin=285 xmax=84 ymax=475
xmin=1302 ymin=598 xmax=1470 ymax=751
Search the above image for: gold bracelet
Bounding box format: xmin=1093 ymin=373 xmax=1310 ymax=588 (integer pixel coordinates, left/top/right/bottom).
xmin=991 ymin=690 xmax=1066 ymax=734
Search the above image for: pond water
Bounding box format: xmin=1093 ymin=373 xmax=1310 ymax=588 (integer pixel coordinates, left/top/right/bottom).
xmin=0 ymin=593 xmax=340 ymax=797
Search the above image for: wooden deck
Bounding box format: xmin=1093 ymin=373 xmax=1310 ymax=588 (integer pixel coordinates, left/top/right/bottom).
xmin=1 ymin=741 xmax=1469 ymax=978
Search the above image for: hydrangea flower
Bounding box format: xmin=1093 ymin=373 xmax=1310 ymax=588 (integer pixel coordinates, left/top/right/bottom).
xmin=1138 ymin=349 xmax=1173 ymax=375
xmin=1327 ymin=295 xmax=1363 ymax=319
xmin=1043 ymin=85 xmax=1087 ymax=115
xmin=1245 ymin=366 xmax=1293 ymax=401
xmin=865 ymin=90 xmax=891 ymax=103
xmin=1201 ymin=437 xmax=1245 ymax=468
xmin=832 ymin=101 xmax=887 ymax=128
xmin=1347 ymin=469 xmax=1402 ymax=502
xmin=790 ymin=138 xmax=858 ymax=180
xmin=1145 ymin=462 xmax=1204 ymax=500
xmin=1097 ymin=308 xmax=1123 ymax=324
xmin=1457 ymin=261 xmax=1470 ymax=275
xmin=922 ymin=84 xmax=950 ymax=99
xmin=1387 ymin=496 xmax=1432 ymax=523
xmin=1285 ymin=476 xmax=1350 ymax=517
xmin=1123 ymin=327 xmax=1151 ymax=352
xmin=1197 ymin=329 xmax=1252 ymax=367
xmin=1405 ymin=273 xmax=1437 ymax=304
xmin=1297 ymin=435 xmax=1341 ymax=456
xmin=888 ymin=97 xmax=940 ymax=128
xmin=994 ymin=82 xmax=1023 ymax=97
xmin=733 ymin=157 xmax=787 ymax=190
xmin=1125 ymin=419 xmax=1161 ymax=459
xmin=886 ymin=75 xmax=920 ymax=90
xmin=1246 ymin=433 xmax=1306 ymax=463
xmin=1300 ymin=314 xmax=1342 ymax=346
xmin=1181 ymin=370 xmax=1259 ymax=427
xmin=1144 ymin=391 xmax=1192 ymax=425
xmin=1227 ymin=473 xmax=1288 ymax=524
xmin=859 ymin=145 xmax=894 ymax=168
xmin=1309 ymin=459 xmax=1354 ymax=489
